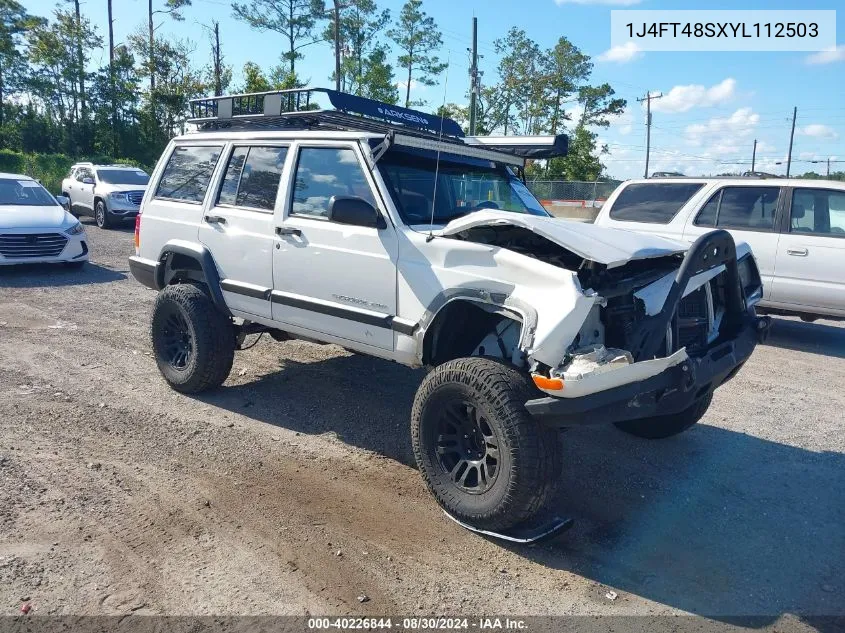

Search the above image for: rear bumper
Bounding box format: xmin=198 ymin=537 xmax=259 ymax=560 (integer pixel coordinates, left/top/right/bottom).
xmin=128 ymin=255 xmax=159 ymax=289
xmin=525 ymin=314 xmax=771 ymax=428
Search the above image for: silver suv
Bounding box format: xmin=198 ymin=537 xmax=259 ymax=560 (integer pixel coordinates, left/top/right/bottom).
xmin=61 ymin=163 xmax=150 ymax=229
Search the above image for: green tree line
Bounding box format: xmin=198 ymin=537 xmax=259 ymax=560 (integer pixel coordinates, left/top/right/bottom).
xmin=0 ymin=0 xmax=625 ymax=183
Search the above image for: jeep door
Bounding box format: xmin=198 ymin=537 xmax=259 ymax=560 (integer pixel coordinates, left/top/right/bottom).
xmin=270 ymin=141 xmax=398 ymax=350
xmin=770 ymin=187 xmax=845 ymax=316
xmin=197 ymin=143 xmax=288 ymax=319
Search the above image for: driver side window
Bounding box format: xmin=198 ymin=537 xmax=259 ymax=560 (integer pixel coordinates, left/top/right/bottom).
xmin=76 ymin=168 xmax=92 ymax=183
xmin=290 ymin=147 xmax=376 ymax=219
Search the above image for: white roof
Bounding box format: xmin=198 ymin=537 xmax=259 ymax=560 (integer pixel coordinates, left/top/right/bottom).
xmin=624 ymin=177 xmax=845 ymax=191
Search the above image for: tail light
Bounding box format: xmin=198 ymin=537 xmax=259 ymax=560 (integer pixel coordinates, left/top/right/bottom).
xmin=134 ymin=214 xmax=141 ymax=253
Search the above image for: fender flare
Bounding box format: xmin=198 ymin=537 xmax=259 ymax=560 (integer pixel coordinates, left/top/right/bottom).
xmin=155 ymin=241 xmax=231 ymax=316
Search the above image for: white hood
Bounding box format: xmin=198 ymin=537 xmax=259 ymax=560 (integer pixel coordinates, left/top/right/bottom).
xmin=0 ymin=205 xmax=75 ymax=230
xmin=438 ymin=211 xmax=687 ymax=268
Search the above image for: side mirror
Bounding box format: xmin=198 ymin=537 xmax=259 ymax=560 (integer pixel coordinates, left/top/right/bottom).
xmin=82 ymin=177 xmax=95 ymax=185
xmin=56 ymin=195 xmax=70 ymax=210
xmin=328 ymin=196 xmax=386 ymax=229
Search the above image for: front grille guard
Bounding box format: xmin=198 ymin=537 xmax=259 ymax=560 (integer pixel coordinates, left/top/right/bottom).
xmin=628 ymin=230 xmax=746 ymax=362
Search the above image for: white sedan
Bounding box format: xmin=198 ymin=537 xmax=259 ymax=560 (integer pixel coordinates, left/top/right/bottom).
xmin=0 ymin=173 xmax=89 ymax=268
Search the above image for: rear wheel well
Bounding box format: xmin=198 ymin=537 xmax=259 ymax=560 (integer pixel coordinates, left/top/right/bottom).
xmin=161 ymin=252 xmax=206 ymax=287
xmin=422 ymin=300 xmax=524 ymax=367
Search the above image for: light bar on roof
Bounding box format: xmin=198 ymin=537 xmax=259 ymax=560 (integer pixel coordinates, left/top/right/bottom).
xmin=463 ymin=134 xmax=568 ymax=159
xmin=391 ymin=134 xmax=525 ymax=167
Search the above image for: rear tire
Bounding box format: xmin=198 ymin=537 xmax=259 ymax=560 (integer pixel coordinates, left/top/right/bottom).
xmin=614 ymin=393 xmax=713 ymax=439
xmin=411 ymin=357 xmax=562 ymax=532
xmin=151 ymin=284 xmax=235 ymax=394
xmin=95 ymin=200 xmax=112 ymax=229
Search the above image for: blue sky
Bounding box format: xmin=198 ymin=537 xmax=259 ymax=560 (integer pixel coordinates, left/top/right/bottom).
xmin=25 ymin=0 xmax=845 ymax=179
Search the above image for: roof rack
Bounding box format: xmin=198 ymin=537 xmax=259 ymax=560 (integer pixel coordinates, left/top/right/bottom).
xmin=188 ymin=87 xmax=568 ymax=162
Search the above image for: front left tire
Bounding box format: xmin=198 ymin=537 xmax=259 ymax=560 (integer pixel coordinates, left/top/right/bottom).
xmin=411 ymin=357 xmax=562 ymax=532
xmin=95 ymin=199 xmax=113 ymax=229
xmin=151 ymin=284 xmax=235 ymax=394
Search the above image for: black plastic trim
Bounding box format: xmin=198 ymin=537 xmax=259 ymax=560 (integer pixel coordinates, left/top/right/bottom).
xmin=221 ymin=279 xmax=271 ymax=300
xmin=128 ymin=256 xmax=159 ymax=289
xmin=156 ymin=244 xmax=230 ymax=316
xmin=270 ymin=291 xmax=392 ymax=328
xmin=73 ymin=241 xmax=89 ymax=259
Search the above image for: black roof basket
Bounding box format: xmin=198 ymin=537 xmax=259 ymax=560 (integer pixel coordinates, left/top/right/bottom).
xmin=188 ymin=87 xmax=568 ymax=160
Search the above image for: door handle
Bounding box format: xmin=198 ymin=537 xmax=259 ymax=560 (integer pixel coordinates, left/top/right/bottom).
xmin=204 ymin=215 xmax=227 ymax=225
xmin=276 ymin=226 xmax=302 ymax=236
xmin=786 ymin=247 xmax=808 ymax=257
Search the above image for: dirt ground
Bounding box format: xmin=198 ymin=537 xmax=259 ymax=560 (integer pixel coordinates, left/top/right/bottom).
xmin=1 ymin=219 xmax=843 ymax=627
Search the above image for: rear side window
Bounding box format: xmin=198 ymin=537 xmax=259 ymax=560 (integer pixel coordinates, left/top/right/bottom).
xmin=609 ymin=182 xmax=704 ymax=224
xmin=695 ymin=186 xmax=780 ymax=231
xmin=791 ymin=188 xmax=845 ymax=236
xmin=155 ymin=145 xmax=223 ymax=203
xmin=217 ymin=145 xmax=288 ymax=211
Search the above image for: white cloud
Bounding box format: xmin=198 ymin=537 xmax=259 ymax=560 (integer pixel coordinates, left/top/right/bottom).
xmin=650 ymin=78 xmax=736 ymax=114
xmin=556 ymin=0 xmax=641 ymax=4
xmin=806 ymin=45 xmax=845 ymax=65
xmin=685 ymin=107 xmax=760 ymax=147
xmin=395 ymin=79 xmax=422 ymax=91
xmin=597 ymin=42 xmax=642 ymax=64
xmin=801 ymin=124 xmax=839 ymax=140
xmin=609 ymin=109 xmax=635 ymax=136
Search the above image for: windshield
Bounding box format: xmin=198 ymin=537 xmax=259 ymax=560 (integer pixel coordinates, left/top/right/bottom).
xmin=377 ymin=150 xmax=549 ymax=225
xmin=0 ymin=178 xmax=58 ymax=207
xmin=96 ymin=169 xmax=150 ymax=185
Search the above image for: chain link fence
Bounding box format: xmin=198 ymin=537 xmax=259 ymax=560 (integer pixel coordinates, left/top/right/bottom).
xmin=526 ymin=180 xmax=621 ymax=201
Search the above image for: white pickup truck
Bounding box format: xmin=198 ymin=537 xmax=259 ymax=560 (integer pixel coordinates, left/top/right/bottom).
xmin=595 ymin=178 xmax=845 ymax=322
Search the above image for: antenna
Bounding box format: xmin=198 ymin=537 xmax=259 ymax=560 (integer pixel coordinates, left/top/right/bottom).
xmin=426 ymin=55 xmax=451 ymax=243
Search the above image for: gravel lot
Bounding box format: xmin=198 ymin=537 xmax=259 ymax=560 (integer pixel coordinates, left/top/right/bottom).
xmin=1 ymin=220 xmax=843 ymax=628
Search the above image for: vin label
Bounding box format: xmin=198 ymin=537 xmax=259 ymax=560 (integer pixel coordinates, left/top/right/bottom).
xmin=610 ymin=10 xmax=836 ymax=52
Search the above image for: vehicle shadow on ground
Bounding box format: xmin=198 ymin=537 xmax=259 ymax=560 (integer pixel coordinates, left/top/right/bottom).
xmin=78 ymin=217 xmax=136 ymax=233
xmin=762 ymin=317 xmax=845 ymax=359
xmin=196 ymin=347 xmax=844 ymax=627
xmin=198 ymin=348 xmax=425 ymax=466
xmin=533 ymin=422 xmax=845 ymax=629
xmin=0 ymin=262 xmax=126 ymax=287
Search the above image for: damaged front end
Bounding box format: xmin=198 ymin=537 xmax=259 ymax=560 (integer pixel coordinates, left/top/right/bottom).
xmin=524 ymin=229 xmax=771 ymax=427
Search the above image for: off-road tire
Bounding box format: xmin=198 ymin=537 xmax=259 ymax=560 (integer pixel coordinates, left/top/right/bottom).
xmin=95 ymin=199 xmax=112 ymax=229
xmin=614 ymin=392 xmax=713 ymax=439
xmin=151 ymin=284 xmax=235 ymax=394
xmin=411 ymin=357 xmax=562 ymax=531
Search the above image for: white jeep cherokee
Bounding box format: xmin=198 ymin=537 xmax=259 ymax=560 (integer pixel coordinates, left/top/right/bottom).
xmin=129 ymin=89 xmax=770 ymax=532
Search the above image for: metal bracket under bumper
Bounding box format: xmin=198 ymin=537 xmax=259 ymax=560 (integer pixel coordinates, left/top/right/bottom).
xmin=525 ymin=315 xmax=768 ymax=428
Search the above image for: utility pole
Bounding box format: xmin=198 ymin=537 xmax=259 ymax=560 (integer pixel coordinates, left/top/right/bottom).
xmin=148 ymin=0 xmax=155 ymax=94
xmin=333 ymin=0 xmax=342 ymax=92
xmin=107 ymin=0 xmax=117 ymax=156
xmin=468 ymin=17 xmax=479 ymax=135
xmin=827 ymin=156 xmax=831 ymax=177
xmin=637 ymin=91 xmax=662 ymax=178
xmin=786 ymin=106 xmax=797 ymax=177
xmin=751 ymin=139 xmax=757 ymax=172
xmin=212 ymin=21 xmax=222 ymax=95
